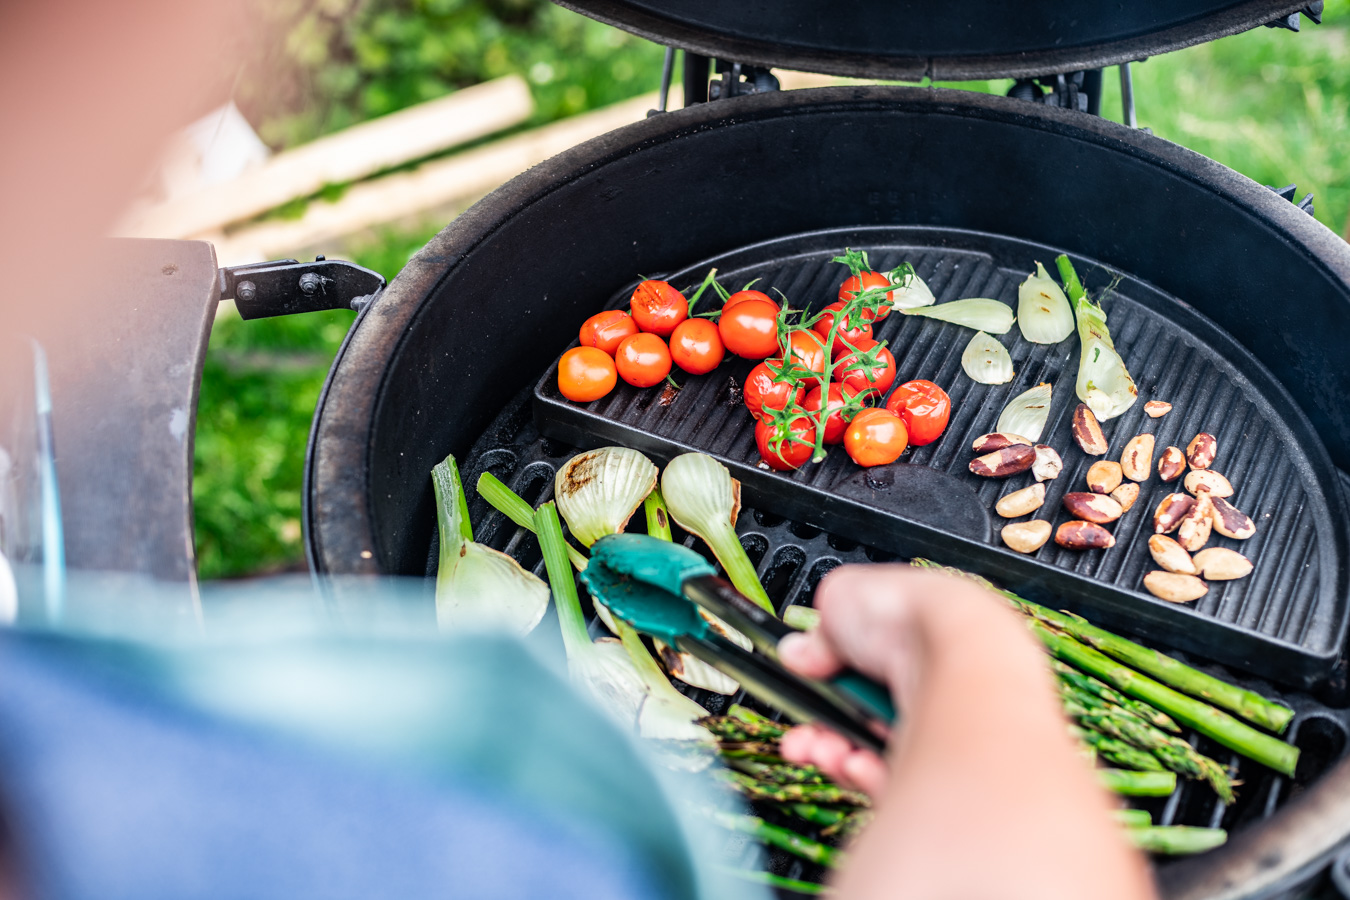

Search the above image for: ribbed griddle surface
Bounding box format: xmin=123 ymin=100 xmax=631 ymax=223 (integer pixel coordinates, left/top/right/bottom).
xmin=534 ymin=226 xmax=1350 ymax=687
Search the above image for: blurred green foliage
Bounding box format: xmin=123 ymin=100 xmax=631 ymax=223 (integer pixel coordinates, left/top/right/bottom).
xmin=197 ymin=2 xmax=1349 ymax=578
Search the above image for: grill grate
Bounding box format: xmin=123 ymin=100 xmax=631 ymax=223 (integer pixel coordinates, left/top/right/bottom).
xmin=532 ymin=226 xmax=1350 ymax=688
xmin=435 ymin=388 xmax=1346 ymax=886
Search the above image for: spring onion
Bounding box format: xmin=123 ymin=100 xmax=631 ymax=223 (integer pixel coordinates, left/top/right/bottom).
xmin=902 ymin=297 xmax=1015 ymax=334
xmin=537 ymin=501 xmax=712 ymax=742
xmin=1017 ymin=262 xmax=1075 ymax=344
xmin=886 ymin=270 xmax=936 ymax=310
xmin=995 ymin=382 xmax=1053 ymax=442
xmin=554 ymin=447 xmax=658 ymax=548
xmin=661 ymin=453 xmax=774 ymax=614
xmin=1057 ymin=254 xmax=1138 ymax=421
xmin=960 ymin=331 xmax=1015 ymax=384
xmin=431 ymin=455 xmax=549 ymax=634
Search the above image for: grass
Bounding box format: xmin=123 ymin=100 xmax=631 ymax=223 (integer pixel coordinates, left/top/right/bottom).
xmin=193 ymin=5 xmax=1350 ymax=578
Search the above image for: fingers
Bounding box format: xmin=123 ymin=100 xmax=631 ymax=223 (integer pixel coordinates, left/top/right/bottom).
xmin=777 ymin=629 xmax=843 ymax=680
xmin=781 ymin=722 xmax=888 ymax=794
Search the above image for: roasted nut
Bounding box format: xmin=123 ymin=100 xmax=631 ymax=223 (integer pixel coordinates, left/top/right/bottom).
xmin=996 ymin=483 xmax=1046 ymax=518
xmin=970 ymin=444 xmax=1037 ymax=477
xmin=1032 ymin=444 xmax=1063 ymax=482
xmin=1183 ymin=469 xmax=1234 ymax=499
xmin=1110 ymin=482 xmax=1140 ymax=513
xmin=1148 ymin=534 xmax=1197 ymax=575
xmin=1186 ymin=433 xmax=1218 ymax=470
xmin=1143 ymin=571 xmax=1209 ymax=603
xmin=1157 ymin=446 xmax=1187 ymax=482
xmin=1072 ymin=404 xmax=1109 ymax=456
xmin=1086 ymin=461 xmax=1123 ymax=494
xmin=1177 ymin=492 xmax=1215 ymax=551
xmin=1144 ymin=401 xmax=1172 ymax=418
xmin=1193 ymin=547 xmax=1254 ymax=581
xmin=1120 ymin=433 xmax=1155 ymax=483
xmin=972 ymin=432 xmax=1034 ymax=454
xmin=1055 ymin=520 xmax=1116 ymax=550
xmin=1153 ymin=493 xmax=1195 ymax=534
xmin=1063 ymin=492 xmax=1125 ymax=524
xmin=1211 ymin=497 xmax=1256 ymax=540
xmin=1001 ymin=520 xmax=1052 ymax=554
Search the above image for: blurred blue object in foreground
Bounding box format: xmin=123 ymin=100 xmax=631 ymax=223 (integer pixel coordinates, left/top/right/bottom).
xmin=0 ymin=575 xmax=759 ymax=900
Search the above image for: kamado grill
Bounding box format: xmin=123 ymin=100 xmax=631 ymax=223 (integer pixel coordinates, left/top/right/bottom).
xmin=57 ymin=1 xmax=1350 ymax=896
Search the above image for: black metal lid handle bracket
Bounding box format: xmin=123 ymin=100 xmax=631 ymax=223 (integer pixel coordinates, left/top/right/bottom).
xmin=218 ymin=257 xmax=387 ymax=321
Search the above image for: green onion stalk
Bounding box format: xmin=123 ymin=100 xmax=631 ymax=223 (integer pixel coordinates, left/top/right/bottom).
xmin=910 ymin=561 xmax=1296 ymax=738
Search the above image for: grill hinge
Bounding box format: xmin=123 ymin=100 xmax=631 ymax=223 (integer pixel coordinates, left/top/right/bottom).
xmin=217 ymin=256 xmax=386 ymax=320
xmin=1268 ymin=183 xmax=1316 ymax=217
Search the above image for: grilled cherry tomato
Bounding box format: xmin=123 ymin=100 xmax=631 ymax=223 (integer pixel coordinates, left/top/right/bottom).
xmin=844 ymin=408 xmax=908 ymax=467
xmin=781 ymin=330 xmax=827 ymax=388
xmin=615 ymin=332 xmax=672 ymax=388
xmin=885 ymin=379 xmax=952 ymax=446
xmin=630 ymin=280 xmax=688 ymax=337
xmin=755 ymin=415 xmax=815 ymax=471
xmin=834 ymin=338 xmax=896 ymax=397
xmin=838 ymin=270 xmax=894 ymax=320
xmin=579 ymin=309 xmax=640 ymax=356
xmin=558 ymin=346 xmax=617 ymax=402
xmin=669 ymin=318 xmax=725 ymax=375
xmin=803 ymin=383 xmax=865 ymax=444
xmin=744 ymin=361 xmax=805 ymax=422
xmin=719 ymin=297 xmax=781 ymax=359
xmin=812 ymin=300 xmax=873 ymax=354
xmin=723 ymin=289 xmax=777 ymax=313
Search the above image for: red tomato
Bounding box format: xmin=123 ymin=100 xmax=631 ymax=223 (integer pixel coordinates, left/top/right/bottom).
xmin=803 ymin=383 xmax=865 ymax=444
xmin=781 ymin=330 xmax=827 ymax=388
xmin=558 ymin=346 xmax=617 ymax=402
xmin=614 ymin=333 xmax=672 ymax=388
xmin=885 ymin=379 xmax=952 ymax=447
xmin=811 ymin=301 xmax=873 ymax=354
xmin=844 ymin=409 xmax=909 ymax=467
xmin=723 ymin=289 xmax=777 ymax=313
xmin=838 ymin=271 xmax=894 ymax=320
xmin=835 ymin=339 xmax=897 ymax=397
xmin=719 ymin=298 xmax=781 ymax=359
xmin=743 ymin=361 xmax=805 ymax=422
xmin=755 ymin=416 xmax=815 ymax=471
xmin=630 ymin=280 xmax=688 ymax=337
xmin=579 ymin=309 xmax=639 ymax=356
xmin=669 ymin=318 xmax=725 ymax=375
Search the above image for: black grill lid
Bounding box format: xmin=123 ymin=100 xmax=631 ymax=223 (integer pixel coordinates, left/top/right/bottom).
xmin=556 ymin=0 xmax=1307 ymax=80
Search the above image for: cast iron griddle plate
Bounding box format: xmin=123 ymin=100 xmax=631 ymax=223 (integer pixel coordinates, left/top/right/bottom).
xmin=534 ymin=226 xmax=1350 ymax=688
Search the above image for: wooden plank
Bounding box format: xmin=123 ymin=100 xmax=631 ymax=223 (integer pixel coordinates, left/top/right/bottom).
xmin=211 ymin=89 xmax=676 ymax=265
xmin=117 ymin=75 xmax=534 ymax=240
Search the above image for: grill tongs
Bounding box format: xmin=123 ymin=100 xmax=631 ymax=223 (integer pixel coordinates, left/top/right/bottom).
xmin=583 ymin=533 xmax=896 ymax=753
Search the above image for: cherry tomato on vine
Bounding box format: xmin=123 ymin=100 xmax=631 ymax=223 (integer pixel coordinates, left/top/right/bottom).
xmin=844 ymin=408 xmax=909 ymax=467
xmin=669 ymin=318 xmax=725 ymax=375
xmin=755 ymin=415 xmax=815 ymax=471
xmin=743 ymin=361 xmax=805 ymax=422
xmin=723 ymin=289 xmax=778 ymax=313
xmin=834 ymin=338 xmax=897 ymax=397
xmin=630 ymin=280 xmax=688 ymax=337
xmin=885 ymin=379 xmax=952 ymax=446
xmin=838 ymin=270 xmax=894 ymax=320
xmin=781 ymin=330 xmax=828 ymax=388
xmin=803 ymin=383 xmax=865 ymax=444
xmin=615 ymin=333 xmax=672 ymax=388
xmin=719 ymin=297 xmax=781 ymax=359
xmin=579 ymin=309 xmax=639 ymax=355
xmin=558 ymin=346 xmax=617 ymax=402
xmin=812 ymin=301 xmax=873 ymax=354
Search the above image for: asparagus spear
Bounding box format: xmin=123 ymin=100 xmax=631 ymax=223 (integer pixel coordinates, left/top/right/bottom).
xmin=821 ymin=810 xmax=872 ymax=840
xmin=711 ymin=810 xmax=844 ymax=868
xmin=728 ymin=704 xmax=787 ymax=738
xmin=729 ymin=758 xmax=828 ymax=785
xmin=915 ymin=560 xmax=1292 ymax=734
xmin=1034 ymin=619 xmax=1298 ymax=777
xmin=1126 ymin=825 xmax=1228 ymax=855
xmin=721 ymin=771 xmax=870 ymax=807
xmin=1077 ymin=727 xmax=1166 ymax=771
xmin=716 ymin=867 xmax=829 ymax=896
xmin=1115 ymin=809 xmax=1153 ymax=829
xmin=1054 ymin=660 xmax=1181 ymax=733
xmin=786 ymin=803 xmax=850 ymax=828
xmin=1099 ymin=768 xmax=1177 ymax=797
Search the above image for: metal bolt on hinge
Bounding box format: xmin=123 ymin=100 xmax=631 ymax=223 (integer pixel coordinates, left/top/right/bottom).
xmin=298 ymin=272 xmax=325 ymax=296
xmin=236 ymin=280 xmax=257 ymax=303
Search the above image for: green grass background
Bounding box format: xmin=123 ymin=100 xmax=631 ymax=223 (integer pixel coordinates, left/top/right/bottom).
xmin=194 ymin=1 xmax=1350 ymax=578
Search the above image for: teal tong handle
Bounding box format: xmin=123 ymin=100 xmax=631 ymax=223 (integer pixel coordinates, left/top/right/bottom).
xmin=827 ymin=671 xmax=896 ymax=725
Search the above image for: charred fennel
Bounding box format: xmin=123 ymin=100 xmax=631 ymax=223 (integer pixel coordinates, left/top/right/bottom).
xmin=1057 ymin=254 xmax=1138 ymax=421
